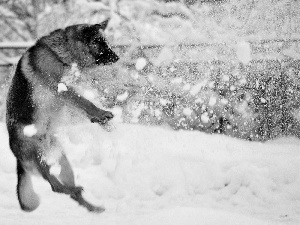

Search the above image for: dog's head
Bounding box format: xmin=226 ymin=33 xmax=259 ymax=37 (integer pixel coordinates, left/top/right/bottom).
xmin=42 ymin=20 xmax=119 ymax=68
xmin=80 ymin=21 xmax=119 ymax=66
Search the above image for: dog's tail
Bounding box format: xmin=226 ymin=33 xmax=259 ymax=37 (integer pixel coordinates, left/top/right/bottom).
xmin=16 ymin=160 xmax=40 ymax=212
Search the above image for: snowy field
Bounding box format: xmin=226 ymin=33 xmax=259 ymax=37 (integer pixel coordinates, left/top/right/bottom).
xmin=0 ymin=118 xmax=299 ymax=225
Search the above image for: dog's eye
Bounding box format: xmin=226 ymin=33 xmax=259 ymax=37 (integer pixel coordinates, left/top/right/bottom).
xmin=90 ymin=40 xmax=99 ymax=49
xmin=92 ymin=37 xmax=101 ymax=43
xmin=91 ymin=38 xmax=97 ymax=44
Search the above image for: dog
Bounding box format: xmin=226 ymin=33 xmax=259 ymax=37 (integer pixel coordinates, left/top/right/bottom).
xmin=6 ymin=20 xmax=119 ymax=213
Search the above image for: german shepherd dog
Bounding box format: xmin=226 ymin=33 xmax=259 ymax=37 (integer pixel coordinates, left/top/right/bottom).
xmin=6 ymin=20 xmax=119 ymax=212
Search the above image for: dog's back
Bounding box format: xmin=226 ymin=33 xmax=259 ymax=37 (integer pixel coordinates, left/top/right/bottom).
xmin=6 ymin=21 xmax=118 ymax=212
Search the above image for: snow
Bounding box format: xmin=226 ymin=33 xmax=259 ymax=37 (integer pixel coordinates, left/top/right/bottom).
xmin=201 ymin=112 xmax=210 ymax=124
xmin=116 ymin=91 xmax=129 ymax=102
xmin=129 ymin=102 xmax=145 ymax=123
xmin=2 ymin=0 xmax=300 ymax=223
xmin=154 ymin=109 xmax=162 ymax=118
xmin=70 ymin=63 xmax=81 ymax=78
xmin=208 ymin=96 xmax=217 ymax=107
xmin=171 ymin=77 xmax=183 ymax=84
xmin=221 ymin=98 xmax=229 ymax=105
xmin=190 ymin=81 xmax=207 ymax=96
xmin=109 ymin=107 xmax=123 ymax=124
xmin=223 ymin=75 xmax=230 ymax=82
xmin=49 ymin=164 xmax=61 ymax=177
xmin=57 ymin=83 xmax=68 ymax=93
xmin=135 ymin=57 xmax=147 ymax=71
xmin=0 ymin=120 xmax=300 ymax=224
xmin=183 ymin=83 xmax=191 ymax=91
xmin=230 ymin=85 xmax=236 ymax=91
xmin=183 ymin=107 xmax=193 ymax=117
xmin=131 ymin=71 xmax=139 ymax=80
xmin=83 ymin=89 xmax=97 ymax=101
xmin=23 ymin=124 xmax=38 ymax=137
xmin=153 ymin=47 xmax=174 ymax=66
xmin=261 ymin=97 xmax=267 ymax=104
xmin=61 ymin=63 xmax=81 ymax=86
xmin=236 ymin=41 xmax=252 ymax=65
xmin=169 ymin=66 xmax=177 ymax=73
xmin=147 ymin=74 xmax=155 ymax=83
xmin=159 ymin=98 xmax=169 ymax=106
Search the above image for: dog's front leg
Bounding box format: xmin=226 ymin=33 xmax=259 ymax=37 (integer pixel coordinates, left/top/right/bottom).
xmin=58 ymin=86 xmax=113 ymax=124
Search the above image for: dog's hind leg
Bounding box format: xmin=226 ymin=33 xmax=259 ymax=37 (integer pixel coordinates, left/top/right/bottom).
xmin=70 ymin=191 xmax=105 ymax=213
xmin=58 ymin=153 xmax=75 ymax=187
xmin=57 ymin=151 xmax=105 ymax=212
xmin=16 ymin=160 xmax=40 ymax=212
xmin=48 ymin=135 xmax=75 ymax=187
xmin=32 ymin=150 xmax=82 ymax=196
xmin=36 ymin=136 xmax=105 ymax=213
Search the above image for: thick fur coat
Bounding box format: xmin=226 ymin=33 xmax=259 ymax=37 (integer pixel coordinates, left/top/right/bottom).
xmin=6 ymin=20 xmax=119 ymax=212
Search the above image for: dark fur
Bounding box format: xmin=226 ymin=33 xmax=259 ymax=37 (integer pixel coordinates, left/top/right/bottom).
xmin=6 ymin=20 xmax=119 ymax=213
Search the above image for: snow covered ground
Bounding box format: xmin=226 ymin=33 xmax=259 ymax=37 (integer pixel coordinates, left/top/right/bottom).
xmin=0 ymin=120 xmax=299 ymax=225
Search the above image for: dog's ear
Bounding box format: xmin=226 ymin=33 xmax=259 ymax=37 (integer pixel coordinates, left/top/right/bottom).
xmin=94 ymin=19 xmax=109 ymax=31
xmin=81 ymin=20 xmax=109 ymax=39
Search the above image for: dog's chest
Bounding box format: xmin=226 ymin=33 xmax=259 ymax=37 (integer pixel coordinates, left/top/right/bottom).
xmin=31 ymin=85 xmax=63 ymax=133
xmin=32 ymin=84 xmax=61 ymax=111
xmin=60 ymin=63 xmax=81 ymax=86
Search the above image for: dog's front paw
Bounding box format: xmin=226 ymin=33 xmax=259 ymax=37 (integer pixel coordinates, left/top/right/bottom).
xmin=91 ymin=111 xmax=114 ymax=125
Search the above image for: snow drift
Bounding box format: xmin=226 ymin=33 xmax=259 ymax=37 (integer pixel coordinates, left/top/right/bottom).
xmin=0 ymin=120 xmax=299 ymax=225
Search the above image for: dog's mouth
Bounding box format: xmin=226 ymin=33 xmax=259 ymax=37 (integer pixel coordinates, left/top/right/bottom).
xmin=95 ymin=53 xmax=119 ymax=65
xmin=98 ymin=47 xmax=119 ymax=65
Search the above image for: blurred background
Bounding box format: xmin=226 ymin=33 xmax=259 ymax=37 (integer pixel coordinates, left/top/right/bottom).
xmin=1 ymin=0 xmax=300 ymax=141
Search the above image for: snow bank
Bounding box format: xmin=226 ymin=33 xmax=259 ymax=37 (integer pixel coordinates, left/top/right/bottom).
xmin=0 ymin=121 xmax=299 ymax=225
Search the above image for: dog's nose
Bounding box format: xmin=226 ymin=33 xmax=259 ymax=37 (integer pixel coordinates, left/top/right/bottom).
xmin=109 ymin=52 xmax=119 ymax=63
xmin=112 ymin=53 xmax=119 ymax=63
